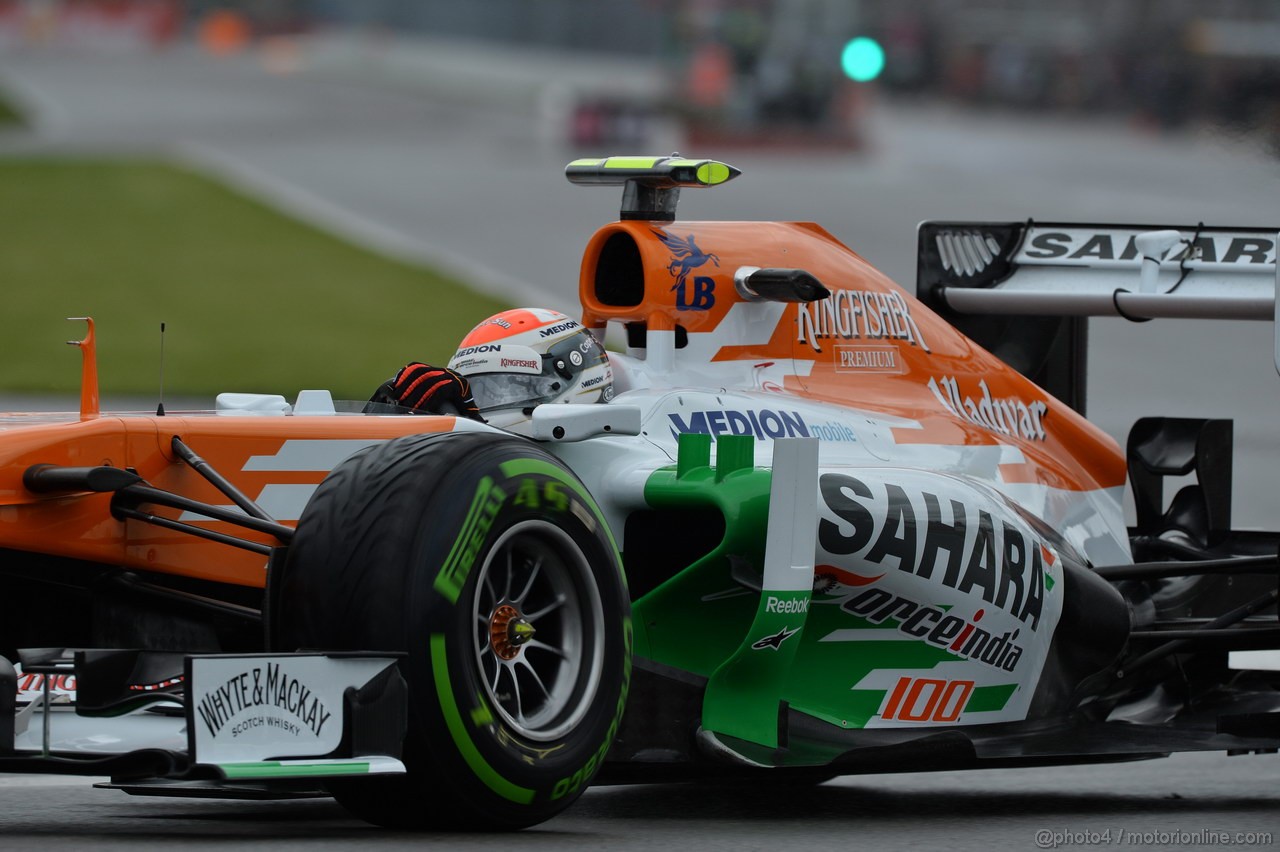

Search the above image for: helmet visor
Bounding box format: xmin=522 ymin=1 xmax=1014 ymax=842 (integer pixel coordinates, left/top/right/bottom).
xmin=467 ymin=370 xmax=567 ymax=413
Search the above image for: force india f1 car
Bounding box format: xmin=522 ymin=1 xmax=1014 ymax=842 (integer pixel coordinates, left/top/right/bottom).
xmin=1 ymin=157 xmax=1278 ymax=830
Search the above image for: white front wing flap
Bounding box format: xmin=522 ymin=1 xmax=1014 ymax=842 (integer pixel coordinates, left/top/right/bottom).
xmin=188 ymin=654 xmax=401 ymax=767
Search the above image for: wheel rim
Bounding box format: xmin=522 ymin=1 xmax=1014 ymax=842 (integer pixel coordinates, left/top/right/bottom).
xmin=471 ymin=520 xmax=604 ymax=741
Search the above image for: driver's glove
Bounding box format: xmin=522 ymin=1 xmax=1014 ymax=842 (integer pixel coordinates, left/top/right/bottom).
xmin=369 ymin=362 xmax=483 ymax=420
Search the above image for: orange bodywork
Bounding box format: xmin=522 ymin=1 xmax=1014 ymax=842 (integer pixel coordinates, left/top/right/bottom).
xmin=0 ymin=413 xmax=455 ymax=588
xmin=579 ymin=219 xmax=1125 ymax=495
xmin=0 ymin=216 xmax=1125 ymax=595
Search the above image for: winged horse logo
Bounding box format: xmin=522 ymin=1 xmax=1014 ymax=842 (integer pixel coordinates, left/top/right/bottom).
xmin=653 ymin=229 xmax=720 ymax=291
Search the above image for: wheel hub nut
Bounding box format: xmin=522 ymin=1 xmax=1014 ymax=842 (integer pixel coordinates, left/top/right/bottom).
xmin=490 ymin=604 xmax=535 ymax=660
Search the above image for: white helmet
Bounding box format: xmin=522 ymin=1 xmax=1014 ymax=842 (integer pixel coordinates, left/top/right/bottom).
xmin=448 ymin=308 xmax=613 ymax=429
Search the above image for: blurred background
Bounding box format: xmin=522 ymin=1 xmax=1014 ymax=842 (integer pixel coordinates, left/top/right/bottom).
xmin=7 ymin=0 xmax=1280 ymax=150
xmin=1 ymin=0 xmax=1280 ymax=521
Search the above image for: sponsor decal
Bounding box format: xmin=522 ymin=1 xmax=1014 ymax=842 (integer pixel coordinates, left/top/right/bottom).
xmin=764 ymin=595 xmax=810 ymax=614
xmin=569 ymin=350 xmax=584 ymax=367
xmin=797 ymin=289 xmax=930 ymax=353
xmin=14 ymin=666 xmax=77 ymax=705
xmin=540 ymin=320 xmax=582 ymax=338
xmin=928 ymin=375 xmax=1048 ymax=442
xmin=880 ymin=676 xmax=975 ymax=722
xmin=835 ymin=344 xmax=906 ymax=374
xmin=500 ymin=358 xmax=539 ymax=370
xmin=819 ymin=474 xmax=1050 ymax=630
xmin=668 ymin=408 xmax=858 ymax=443
xmin=581 ymin=375 xmax=605 ymax=389
xmin=455 ymin=343 xmax=502 ymax=358
xmin=1019 ymin=230 xmax=1274 ymax=264
xmin=841 ymin=586 xmax=1024 ymax=672
xmin=483 ymin=318 xmax=512 ymax=330
xmin=653 ymin=228 xmax=720 ymax=311
xmin=603 ymin=385 xmax=615 ymax=402
xmin=435 ymin=475 xmax=508 ymax=603
xmin=751 ymin=626 xmax=799 ymax=651
xmin=196 ymin=662 xmax=333 ymax=740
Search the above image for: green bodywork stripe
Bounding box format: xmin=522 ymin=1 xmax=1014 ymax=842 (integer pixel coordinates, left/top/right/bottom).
xmin=965 ymin=683 xmax=1019 ymax=713
xmin=430 ymin=633 xmax=535 ymax=804
xmin=498 ymin=459 xmax=620 ymax=556
xmin=219 ymin=761 xmax=370 ymax=779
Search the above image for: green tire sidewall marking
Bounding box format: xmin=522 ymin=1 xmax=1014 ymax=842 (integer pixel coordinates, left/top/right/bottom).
xmin=430 ymin=633 xmax=535 ymax=805
xmin=497 ymin=458 xmax=623 ymax=571
xmin=434 ymin=474 xmax=507 ymax=604
xmin=496 ymin=457 xmax=633 ymax=795
xmin=427 ymin=454 xmax=631 ymax=805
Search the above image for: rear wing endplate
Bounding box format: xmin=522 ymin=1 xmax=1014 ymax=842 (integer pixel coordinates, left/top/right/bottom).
xmin=916 ymin=221 xmax=1280 ymax=411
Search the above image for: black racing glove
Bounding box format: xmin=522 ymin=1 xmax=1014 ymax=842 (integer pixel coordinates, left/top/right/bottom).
xmin=368 ymin=362 xmax=483 ymax=420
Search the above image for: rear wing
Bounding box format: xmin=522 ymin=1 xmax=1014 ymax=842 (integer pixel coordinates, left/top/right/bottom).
xmin=916 ymin=221 xmax=1279 ymax=412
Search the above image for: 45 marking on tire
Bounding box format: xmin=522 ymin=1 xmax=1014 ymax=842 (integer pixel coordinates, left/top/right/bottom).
xmin=512 ymin=479 xmax=569 ymax=513
xmin=436 ymin=476 xmax=507 ymax=604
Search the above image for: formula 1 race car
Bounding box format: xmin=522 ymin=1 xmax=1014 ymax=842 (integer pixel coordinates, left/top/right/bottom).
xmin=1 ymin=156 xmax=1277 ymax=830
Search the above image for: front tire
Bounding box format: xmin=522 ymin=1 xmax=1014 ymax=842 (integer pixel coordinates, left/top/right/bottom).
xmin=274 ymin=431 xmax=631 ymax=830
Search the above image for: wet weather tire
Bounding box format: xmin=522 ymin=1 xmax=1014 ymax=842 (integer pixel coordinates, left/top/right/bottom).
xmin=274 ymin=431 xmax=631 ymax=830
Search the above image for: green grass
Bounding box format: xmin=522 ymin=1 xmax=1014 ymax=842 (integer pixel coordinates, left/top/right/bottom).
xmin=0 ymin=87 xmax=22 ymax=127
xmin=0 ymin=159 xmax=510 ymax=399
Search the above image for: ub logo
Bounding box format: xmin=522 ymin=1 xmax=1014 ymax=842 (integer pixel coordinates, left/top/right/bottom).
xmin=653 ymin=229 xmax=718 ymax=311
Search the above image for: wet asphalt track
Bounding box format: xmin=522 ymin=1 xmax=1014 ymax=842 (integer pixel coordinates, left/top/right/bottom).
xmin=0 ymin=44 xmax=1278 ymax=849
xmin=0 ymin=751 xmax=1276 ymax=851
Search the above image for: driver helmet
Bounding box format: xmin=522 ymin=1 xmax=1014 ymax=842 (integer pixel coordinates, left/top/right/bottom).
xmin=448 ymin=308 xmax=613 ymax=429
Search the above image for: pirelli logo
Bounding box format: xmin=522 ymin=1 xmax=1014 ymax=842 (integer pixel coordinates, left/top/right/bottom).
xmin=435 ymin=476 xmax=507 ymax=604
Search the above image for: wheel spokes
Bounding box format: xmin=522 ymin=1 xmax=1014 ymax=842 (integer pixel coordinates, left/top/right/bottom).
xmin=469 ymin=521 xmax=600 ymax=742
xmin=517 ymin=657 xmax=552 ymax=701
xmin=513 ymin=557 xmax=543 ymax=607
xmin=524 ymin=638 xmax=568 ymax=660
xmin=524 ymin=594 xmax=567 ymax=622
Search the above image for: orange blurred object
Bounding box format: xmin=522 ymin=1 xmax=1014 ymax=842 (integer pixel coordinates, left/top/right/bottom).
xmin=198 ymin=9 xmax=250 ymax=56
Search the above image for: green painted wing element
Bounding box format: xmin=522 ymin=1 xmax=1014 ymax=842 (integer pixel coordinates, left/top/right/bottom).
xmin=636 ymin=434 xmax=991 ymax=743
xmin=701 ymin=437 xmax=819 ymax=748
xmin=634 ymin=434 xmax=773 ymax=674
xmin=216 ymin=758 xmax=402 ymax=779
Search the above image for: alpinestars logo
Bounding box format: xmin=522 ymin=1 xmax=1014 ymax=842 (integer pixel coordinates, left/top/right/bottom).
xmin=751 ymin=626 xmax=799 ymax=651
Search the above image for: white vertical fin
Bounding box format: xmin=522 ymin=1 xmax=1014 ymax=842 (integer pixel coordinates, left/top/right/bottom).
xmin=762 ymin=437 xmax=820 ymax=592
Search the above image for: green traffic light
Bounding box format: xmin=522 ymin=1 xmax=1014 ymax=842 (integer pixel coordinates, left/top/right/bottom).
xmin=841 ymin=37 xmax=885 ymax=82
